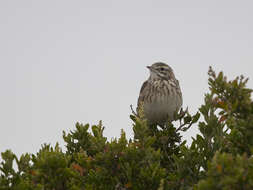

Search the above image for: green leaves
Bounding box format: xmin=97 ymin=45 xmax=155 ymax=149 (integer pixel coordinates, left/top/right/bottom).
xmin=1 ymin=66 xmax=253 ymax=189
xmin=30 ymin=144 xmax=75 ymax=190
xmin=195 ymin=152 xmax=253 ymax=190
xmin=0 ymin=150 xmax=33 ymax=190
xmin=0 ymin=150 xmax=17 ymax=177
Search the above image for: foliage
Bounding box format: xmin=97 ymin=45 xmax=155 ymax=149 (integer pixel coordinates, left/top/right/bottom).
xmin=1 ymin=67 xmax=253 ymax=190
xmin=195 ymin=152 xmax=253 ymax=190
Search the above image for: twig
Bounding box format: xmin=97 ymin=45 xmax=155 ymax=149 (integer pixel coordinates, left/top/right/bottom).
xmin=130 ymin=104 xmax=138 ymax=116
xmin=176 ymin=122 xmax=193 ymax=132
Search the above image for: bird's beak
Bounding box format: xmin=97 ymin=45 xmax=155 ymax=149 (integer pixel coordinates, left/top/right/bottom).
xmin=146 ymin=66 xmax=151 ymax=70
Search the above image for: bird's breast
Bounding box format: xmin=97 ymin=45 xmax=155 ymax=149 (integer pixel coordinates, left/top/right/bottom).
xmin=143 ymin=80 xmax=182 ymax=124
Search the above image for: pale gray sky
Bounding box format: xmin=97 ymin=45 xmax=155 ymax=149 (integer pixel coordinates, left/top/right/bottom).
xmin=0 ymin=1 xmax=253 ymax=157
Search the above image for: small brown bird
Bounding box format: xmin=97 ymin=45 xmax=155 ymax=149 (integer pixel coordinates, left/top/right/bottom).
xmin=137 ymin=62 xmax=182 ymax=126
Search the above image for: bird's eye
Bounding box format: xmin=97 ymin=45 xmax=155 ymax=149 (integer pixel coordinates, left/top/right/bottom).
xmin=160 ymin=68 xmax=165 ymax=71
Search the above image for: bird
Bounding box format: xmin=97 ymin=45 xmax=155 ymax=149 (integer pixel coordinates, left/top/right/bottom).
xmin=137 ymin=62 xmax=182 ymax=126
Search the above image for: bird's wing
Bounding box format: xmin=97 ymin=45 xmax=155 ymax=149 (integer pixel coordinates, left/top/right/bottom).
xmin=137 ymin=80 xmax=149 ymax=108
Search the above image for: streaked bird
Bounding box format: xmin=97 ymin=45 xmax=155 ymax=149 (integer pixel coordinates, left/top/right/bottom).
xmin=137 ymin=62 xmax=182 ymax=126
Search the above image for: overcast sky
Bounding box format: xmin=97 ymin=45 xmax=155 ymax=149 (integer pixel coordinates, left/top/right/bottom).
xmin=1 ymin=0 xmax=253 ymax=157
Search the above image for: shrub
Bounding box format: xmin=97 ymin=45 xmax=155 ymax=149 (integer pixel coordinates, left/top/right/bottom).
xmin=1 ymin=67 xmax=252 ymax=190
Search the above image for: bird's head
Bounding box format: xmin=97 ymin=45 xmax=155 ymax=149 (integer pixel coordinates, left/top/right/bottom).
xmin=147 ymin=62 xmax=175 ymax=80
